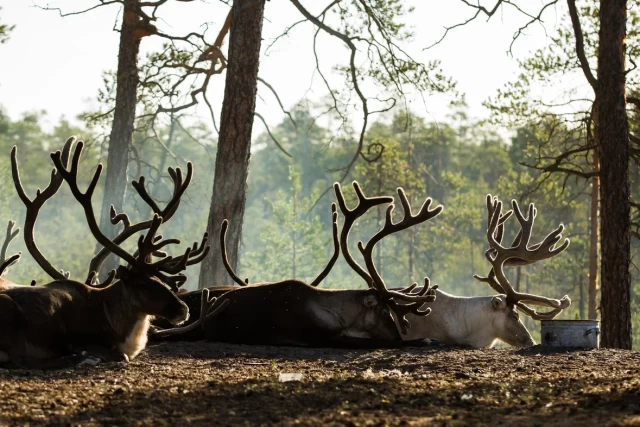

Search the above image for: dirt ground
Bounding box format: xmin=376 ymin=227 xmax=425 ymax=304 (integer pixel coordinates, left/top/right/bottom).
xmin=0 ymin=342 xmax=639 ymax=427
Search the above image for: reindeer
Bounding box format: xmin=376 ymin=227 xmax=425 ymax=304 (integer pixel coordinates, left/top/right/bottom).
xmin=152 ymin=182 xmax=443 ymax=347
xmin=0 ymin=138 xmax=207 ymax=368
xmin=400 ymin=195 xmax=572 ymax=348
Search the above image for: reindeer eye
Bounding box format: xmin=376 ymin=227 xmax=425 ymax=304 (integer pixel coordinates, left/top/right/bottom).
xmin=382 ymin=308 xmax=390 ymax=315
xmin=511 ymin=311 xmax=519 ymax=320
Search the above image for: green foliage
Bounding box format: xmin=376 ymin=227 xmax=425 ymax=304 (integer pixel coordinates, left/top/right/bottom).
xmin=0 ymin=8 xmax=13 ymax=45
xmin=241 ymin=166 xmax=334 ymax=284
xmin=2 ymin=99 xmax=638 ymax=348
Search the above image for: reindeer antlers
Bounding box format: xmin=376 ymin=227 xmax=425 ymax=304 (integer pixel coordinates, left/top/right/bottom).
xmin=87 ymin=157 xmax=194 ymax=282
xmin=356 ymin=187 xmax=443 ymax=300
xmin=334 ymin=181 xmax=393 ymax=286
xmin=475 ymin=194 xmax=571 ymax=320
xmin=219 ymin=219 xmax=250 ymax=287
xmin=11 ymin=136 xmax=75 ymax=280
xmin=309 ymin=203 xmax=340 ymax=287
xmin=388 ymin=278 xmax=438 ymax=334
xmin=334 ymin=181 xmax=442 ymax=333
xmin=0 ymin=220 xmax=21 ymax=277
xmin=51 ymin=140 xmax=208 ymax=292
xmin=151 ymin=288 xmax=231 ymax=338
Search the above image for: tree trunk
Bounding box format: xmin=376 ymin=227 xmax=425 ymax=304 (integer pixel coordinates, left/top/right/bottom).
xmin=198 ymin=0 xmax=265 ymax=287
xmin=514 ymin=265 xmax=522 ymax=293
xmin=597 ymin=0 xmax=631 ymax=349
xmin=470 ymin=240 xmax=475 ymax=282
xmin=376 ymin=162 xmax=383 ymax=279
xmin=588 ymin=150 xmax=599 ymax=319
xmin=97 ymin=0 xmax=143 ymax=276
xmin=292 ymin=180 xmax=297 ymax=279
xmin=579 ymin=274 xmax=585 ymax=320
xmin=407 ymin=121 xmax=416 ymax=279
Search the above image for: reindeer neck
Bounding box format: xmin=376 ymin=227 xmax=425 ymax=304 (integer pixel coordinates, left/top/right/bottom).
xmin=96 ymin=281 xmax=147 ymax=339
xmin=317 ymin=289 xmax=374 ymax=318
xmin=93 ymin=281 xmax=151 ymax=359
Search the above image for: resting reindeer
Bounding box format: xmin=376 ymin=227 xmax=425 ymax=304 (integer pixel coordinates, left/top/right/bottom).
xmin=152 ymin=182 xmax=443 ymax=347
xmin=0 ymin=138 xmax=205 ymax=368
xmin=400 ymin=195 xmax=571 ymax=348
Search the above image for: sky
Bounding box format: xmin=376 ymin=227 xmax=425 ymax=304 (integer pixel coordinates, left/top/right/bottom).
xmin=0 ymin=0 xmax=567 ymax=135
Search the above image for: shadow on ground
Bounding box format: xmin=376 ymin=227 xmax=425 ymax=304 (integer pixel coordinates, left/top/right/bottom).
xmin=1 ymin=341 xmax=639 ymax=426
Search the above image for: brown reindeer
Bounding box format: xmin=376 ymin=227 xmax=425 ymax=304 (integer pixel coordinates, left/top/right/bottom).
xmin=152 ymin=182 xmax=443 ymax=347
xmin=0 ymin=139 xmax=206 ymax=368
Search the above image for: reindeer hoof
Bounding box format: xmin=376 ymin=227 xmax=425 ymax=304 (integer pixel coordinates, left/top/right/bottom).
xmin=107 ymin=352 xmax=129 ymax=363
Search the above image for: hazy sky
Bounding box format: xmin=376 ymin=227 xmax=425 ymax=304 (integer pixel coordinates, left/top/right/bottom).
xmin=0 ymin=1 xmax=565 ymax=134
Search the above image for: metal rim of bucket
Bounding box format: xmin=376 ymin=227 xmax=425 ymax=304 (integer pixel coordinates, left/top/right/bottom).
xmin=540 ymin=320 xmax=600 ymax=325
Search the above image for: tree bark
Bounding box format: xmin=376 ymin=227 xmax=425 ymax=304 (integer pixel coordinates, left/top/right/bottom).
xmin=514 ymin=265 xmax=522 ymax=293
xmin=597 ymin=0 xmax=631 ymax=349
xmin=97 ymin=0 xmax=144 ymax=275
xmin=198 ymin=0 xmax=265 ymax=287
xmin=588 ymin=150 xmax=599 ymax=319
xmin=579 ymin=275 xmax=585 ymax=320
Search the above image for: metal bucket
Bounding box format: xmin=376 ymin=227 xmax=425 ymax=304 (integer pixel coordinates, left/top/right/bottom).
xmin=540 ymin=320 xmax=600 ymax=348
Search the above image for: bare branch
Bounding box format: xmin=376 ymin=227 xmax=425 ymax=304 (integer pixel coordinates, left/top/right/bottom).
xmin=35 ymin=1 xmax=122 ymax=17
xmin=258 ymin=77 xmax=297 ymax=129
xmin=254 ymin=112 xmax=292 ymax=158
xmin=566 ymin=0 xmax=597 ymax=90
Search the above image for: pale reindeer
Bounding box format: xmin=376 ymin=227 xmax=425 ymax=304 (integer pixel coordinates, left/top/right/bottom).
xmin=400 ymin=194 xmax=571 ymax=348
xmin=152 ymin=182 xmax=443 ymax=346
xmin=0 ymin=138 xmax=207 ymax=368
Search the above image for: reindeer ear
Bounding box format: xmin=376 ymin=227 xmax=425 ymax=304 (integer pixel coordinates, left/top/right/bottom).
xmin=363 ymin=294 xmax=378 ymax=308
xmin=491 ymin=296 xmax=505 ymax=310
xmin=116 ymin=265 xmax=131 ymax=281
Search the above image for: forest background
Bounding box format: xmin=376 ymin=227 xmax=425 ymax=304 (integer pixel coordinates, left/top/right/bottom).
xmin=0 ymin=0 xmax=638 ymax=346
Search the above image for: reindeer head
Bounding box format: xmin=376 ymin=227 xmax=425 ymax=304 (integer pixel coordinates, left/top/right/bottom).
xmin=347 ymin=289 xmax=404 ymax=340
xmin=115 ymin=265 xmax=188 ymax=325
xmin=487 ymin=295 xmax=535 ymax=347
xmin=48 ymin=139 xmax=210 ymax=325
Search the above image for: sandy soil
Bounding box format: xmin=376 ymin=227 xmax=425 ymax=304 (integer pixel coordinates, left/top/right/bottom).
xmin=1 ymin=342 xmax=639 ymax=426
